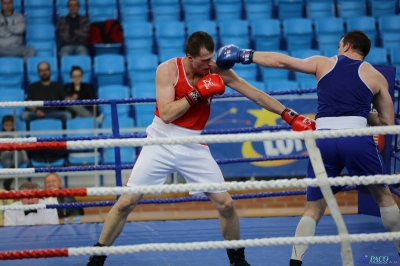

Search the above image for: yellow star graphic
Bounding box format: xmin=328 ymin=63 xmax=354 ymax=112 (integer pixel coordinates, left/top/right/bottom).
xmin=247 ymin=109 xmax=280 ymax=127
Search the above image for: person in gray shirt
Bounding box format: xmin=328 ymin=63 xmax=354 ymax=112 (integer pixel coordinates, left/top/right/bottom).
xmin=0 ymin=0 xmax=36 ymax=61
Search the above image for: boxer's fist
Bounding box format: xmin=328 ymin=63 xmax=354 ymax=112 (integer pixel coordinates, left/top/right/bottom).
xmin=185 ymin=73 xmax=225 ymax=106
xmin=216 ymin=44 xmax=254 ymax=70
xmin=281 ymin=108 xmax=316 ymax=132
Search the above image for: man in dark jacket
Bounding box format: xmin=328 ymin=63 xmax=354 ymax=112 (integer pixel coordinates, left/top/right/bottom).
xmin=44 ymin=172 xmax=84 ymax=218
xmin=56 ymin=0 xmax=90 ymax=57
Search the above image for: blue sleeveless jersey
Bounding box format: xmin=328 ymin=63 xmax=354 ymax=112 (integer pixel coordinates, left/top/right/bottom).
xmin=316 ymin=55 xmax=373 ymax=119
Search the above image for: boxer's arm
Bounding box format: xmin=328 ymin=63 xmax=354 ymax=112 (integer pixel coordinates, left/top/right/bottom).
xmin=369 ymin=73 xmax=394 ymax=126
xmin=211 ymin=63 xmax=285 ymax=115
xmin=252 ymin=52 xmax=325 ymax=75
xmin=156 ymin=61 xmax=191 ymax=124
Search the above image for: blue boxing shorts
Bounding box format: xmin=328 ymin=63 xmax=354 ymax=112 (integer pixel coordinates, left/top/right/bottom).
xmin=306 ymin=134 xmax=385 ymax=201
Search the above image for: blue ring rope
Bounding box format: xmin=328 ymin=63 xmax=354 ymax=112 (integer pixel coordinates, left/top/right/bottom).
xmin=33 ymin=154 xmax=309 ymax=173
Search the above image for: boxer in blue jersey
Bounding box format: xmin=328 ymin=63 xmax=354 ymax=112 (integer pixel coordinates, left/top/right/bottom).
xmin=216 ymin=30 xmax=400 ymax=266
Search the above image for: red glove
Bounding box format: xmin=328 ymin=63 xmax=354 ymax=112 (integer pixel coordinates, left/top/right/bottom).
xmin=185 ymin=73 xmax=225 ymax=106
xmin=281 ymin=108 xmax=316 ymax=131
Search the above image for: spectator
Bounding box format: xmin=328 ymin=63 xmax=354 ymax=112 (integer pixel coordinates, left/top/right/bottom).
xmin=21 ymin=61 xmax=72 ymax=127
xmin=1 ymin=115 xmax=29 ymax=191
xmin=44 ymin=172 xmax=84 ymax=218
xmin=63 ymin=66 xmax=95 ymax=117
xmin=0 ymin=188 xmax=13 ymax=220
xmin=4 ymin=182 xmax=59 ymax=226
xmin=56 ymin=0 xmax=90 ymax=57
xmin=0 ymin=0 xmax=36 ymax=61
xmin=0 ymin=115 xmax=29 ymax=168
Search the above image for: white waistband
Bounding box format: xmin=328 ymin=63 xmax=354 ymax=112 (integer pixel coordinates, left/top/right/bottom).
xmin=316 ymin=116 xmax=367 ymax=130
xmin=150 ymin=116 xmax=202 ymax=137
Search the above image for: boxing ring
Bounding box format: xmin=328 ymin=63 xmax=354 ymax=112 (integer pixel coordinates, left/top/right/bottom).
xmin=0 ymin=69 xmax=400 ymax=265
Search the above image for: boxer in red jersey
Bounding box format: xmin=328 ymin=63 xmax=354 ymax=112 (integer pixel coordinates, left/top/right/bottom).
xmin=87 ymin=32 xmax=314 ymax=266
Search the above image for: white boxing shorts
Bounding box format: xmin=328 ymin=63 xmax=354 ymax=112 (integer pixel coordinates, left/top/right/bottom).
xmin=126 ymin=116 xmax=226 ymax=195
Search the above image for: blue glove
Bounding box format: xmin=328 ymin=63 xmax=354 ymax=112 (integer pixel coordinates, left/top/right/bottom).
xmin=216 ymin=44 xmax=254 ymax=70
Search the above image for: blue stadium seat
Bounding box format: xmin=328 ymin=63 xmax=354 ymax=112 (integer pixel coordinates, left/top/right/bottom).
xmin=0 ymin=89 xmax=25 ymax=119
xmin=67 ymin=118 xmax=99 ymax=164
xmin=56 ymin=0 xmax=87 ymax=18
xmin=306 ymin=2 xmax=335 ymax=19
xmin=299 ymin=79 xmax=318 ymax=91
xmin=346 ymin=16 xmax=377 ymax=46
xmin=13 ymin=0 xmax=22 ymax=13
xmin=135 ymin=104 xmax=156 ymax=128
xmin=283 ymin=18 xmax=313 ymax=51
xmin=0 ymin=57 xmax=24 ymax=88
xmin=127 ymin=54 xmax=158 ymax=84
xmin=389 ymin=47 xmax=400 ymax=79
xmin=88 ymin=7 xmax=117 ymax=22
xmin=247 ymin=80 xmax=265 ymax=91
xmin=369 ymin=0 xmax=397 ymax=18
xmin=123 ymin=21 xmax=154 ymax=55
xmin=25 ymin=8 xmax=54 ymax=24
xmin=88 ymin=0 xmax=116 ymax=7
xmin=321 ymin=48 xmax=338 ymax=57
xmin=151 ymin=0 xmax=181 ymax=22
xmin=155 ymin=21 xmax=186 ymax=54
xmin=30 ymin=118 xmax=63 ymax=138
xmin=158 ymin=50 xmax=185 ymax=64
xmin=365 ymin=47 xmax=389 ymax=65
xmin=26 ymin=24 xmax=56 ymax=57
xmin=218 ymin=20 xmax=250 ymax=48
xmin=186 ymin=20 xmax=218 ymax=45
xmin=120 ymin=0 xmax=148 ymax=7
xmin=250 ymin=19 xmax=281 ymax=51
xmin=244 ymin=1 xmax=273 ymax=21
xmin=97 ymin=85 xmax=130 ymax=116
xmin=275 ymin=0 xmax=304 ymax=19
xmin=214 ymin=2 xmax=242 ymax=21
xmin=101 ymin=115 xmax=135 ymax=130
xmin=26 ymin=56 xmax=58 ymax=84
xmin=232 ymin=63 xmax=258 ymax=81
xmin=314 ymin=17 xmax=345 ymax=50
xmin=94 ymin=54 xmax=125 ymax=86
xmin=265 ymin=80 xmax=300 ymax=91
xmin=337 ymin=0 xmax=367 ymax=18
xmin=182 ymin=0 xmax=211 ymax=21
xmin=131 ymin=82 xmax=156 ymax=99
xmin=102 ymin=147 xmax=137 ymax=164
xmin=378 ymin=15 xmax=400 ymax=51
xmin=260 ymin=67 xmax=290 ymax=82
xmin=61 ymin=55 xmax=92 ymax=84
xmin=120 ymin=5 xmax=149 ymax=22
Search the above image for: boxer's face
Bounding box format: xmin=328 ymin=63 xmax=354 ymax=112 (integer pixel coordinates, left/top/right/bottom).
xmin=189 ymin=47 xmax=215 ymax=75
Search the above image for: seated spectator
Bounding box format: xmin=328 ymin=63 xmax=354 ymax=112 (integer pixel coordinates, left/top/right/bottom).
xmin=0 ymin=0 xmax=36 ymax=61
xmin=1 ymin=115 xmax=29 ymax=168
xmin=0 ymin=188 xmax=14 ymax=220
xmin=4 ymin=182 xmax=59 ymax=226
xmin=64 ymin=66 xmax=95 ymax=117
xmin=21 ymin=61 xmax=72 ymax=127
xmin=57 ymin=0 xmax=90 ymax=57
xmin=1 ymin=115 xmax=29 ymax=191
xmin=44 ymin=172 xmax=84 ymax=218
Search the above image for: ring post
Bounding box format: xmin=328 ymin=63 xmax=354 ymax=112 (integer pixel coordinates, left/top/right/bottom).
xmin=110 ymin=100 xmax=122 ymax=189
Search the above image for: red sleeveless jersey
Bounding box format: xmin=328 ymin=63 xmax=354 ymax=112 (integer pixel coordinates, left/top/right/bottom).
xmin=154 ymin=57 xmax=211 ymax=130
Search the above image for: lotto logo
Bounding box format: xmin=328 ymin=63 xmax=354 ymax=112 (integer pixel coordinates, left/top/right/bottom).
xmin=224 ymin=46 xmax=232 ymax=57
xmin=202 ymin=78 xmax=214 ymax=90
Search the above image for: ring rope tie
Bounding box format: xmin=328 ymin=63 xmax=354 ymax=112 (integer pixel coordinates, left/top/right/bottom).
xmin=1 ymin=232 xmax=400 ymax=260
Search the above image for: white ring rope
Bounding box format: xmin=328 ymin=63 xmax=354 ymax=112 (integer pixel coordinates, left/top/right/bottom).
xmin=67 ymin=232 xmax=400 ymax=256
xmin=0 ymin=204 xmax=47 ymax=211
xmin=82 ymin=175 xmax=400 ymax=196
xmin=0 ymin=101 xmax=44 ymax=107
xmin=304 ymin=131 xmax=353 ymax=265
xmin=1 ymin=125 xmax=400 ymax=147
